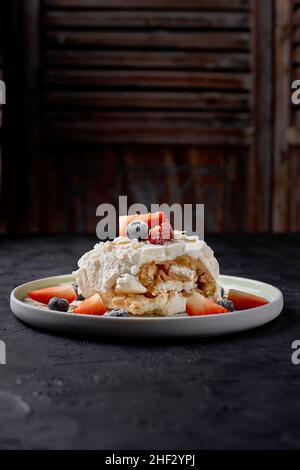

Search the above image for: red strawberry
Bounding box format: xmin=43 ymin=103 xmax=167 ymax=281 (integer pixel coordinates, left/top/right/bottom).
xmin=119 ymin=211 xmax=167 ymax=237
xmin=73 ymin=293 xmax=106 ymax=316
xmin=28 ymin=285 xmax=76 ymax=304
xmin=186 ymin=291 xmax=229 ymax=316
xmin=228 ymin=289 xmax=269 ymax=310
xmin=148 ymin=221 xmax=174 ymax=245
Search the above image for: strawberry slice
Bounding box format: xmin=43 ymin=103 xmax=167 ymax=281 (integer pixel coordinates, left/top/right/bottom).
xmin=119 ymin=211 xmax=167 ymax=237
xmin=186 ymin=291 xmax=229 ymax=316
xmin=228 ymin=289 xmax=269 ymax=310
xmin=28 ymin=285 xmax=76 ymax=304
xmin=73 ymin=293 xmax=106 ymax=316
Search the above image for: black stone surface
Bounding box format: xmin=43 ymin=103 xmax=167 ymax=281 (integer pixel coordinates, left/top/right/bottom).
xmin=0 ymin=234 xmax=299 ymax=450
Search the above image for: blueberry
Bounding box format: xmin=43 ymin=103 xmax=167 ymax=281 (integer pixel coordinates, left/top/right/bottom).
xmin=105 ymin=309 xmax=129 ymax=317
xmin=217 ymin=299 xmax=235 ymax=312
xmin=220 ymin=285 xmax=225 ymax=297
xmin=126 ymin=220 xmax=149 ymax=240
xmin=48 ymin=297 xmax=69 ymax=312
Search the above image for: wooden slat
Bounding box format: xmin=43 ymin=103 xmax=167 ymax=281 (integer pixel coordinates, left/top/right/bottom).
xmin=46 ymin=30 xmax=250 ymax=50
xmin=45 ymin=50 xmax=250 ymax=70
xmin=23 ymin=0 xmax=41 ymax=232
xmin=45 ymin=69 xmax=251 ymax=90
xmin=247 ymin=0 xmax=272 ymax=231
xmin=45 ymin=124 xmax=250 ymax=145
xmin=46 ymin=90 xmax=250 ymax=110
xmin=45 ymin=109 xmax=252 ymax=146
xmin=282 ymin=0 xmax=300 ymax=232
xmin=45 ymin=0 xmax=251 ymax=11
xmin=46 ymin=11 xmax=251 ymax=29
xmin=46 ymin=110 xmax=251 ymax=127
xmin=273 ymin=0 xmax=292 ymax=231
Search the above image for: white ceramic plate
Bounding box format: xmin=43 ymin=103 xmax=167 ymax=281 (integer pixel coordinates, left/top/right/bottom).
xmin=10 ymin=274 xmax=283 ymax=338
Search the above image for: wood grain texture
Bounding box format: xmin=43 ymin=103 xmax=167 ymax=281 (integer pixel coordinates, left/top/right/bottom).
xmin=45 ymin=109 xmax=251 ymax=143
xmin=42 ymin=0 xmax=253 ymax=155
xmin=46 ymin=30 xmax=250 ymax=50
xmin=45 ymin=10 xmax=251 ymax=29
xmin=38 ymin=145 xmax=247 ymax=233
xmin=288 ymin=0 xmax=300 ymax=231
xmin=23 ymin=0 xmax=41 ymax=233
xmin=247 ymin=0 xmax=273 ymax=231
xmin=46 ymin=110 xmax=251 ymax=126
xmin=42 ymin=0 xmax=252 ymax=154
xmin=45 ymin=127 xmax=249 ymax=145
xmin=45 ymin=69 xmax=252 ymax=90
xmin=46 ymin=90 xmax=251 ymax=112
xmin=2 ymin=0 xmax=285 ymax=234
xmin=273 ymin=0 xmax=292 ymax=231
xmin=45 ymin=0 xmax=251 ymax=11
xmin=45 ymin=50 xmax=251 ymax=71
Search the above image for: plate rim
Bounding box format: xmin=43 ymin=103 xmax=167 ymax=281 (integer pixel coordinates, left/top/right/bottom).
xmin=10 ymin=273 xmax=284 ymax=322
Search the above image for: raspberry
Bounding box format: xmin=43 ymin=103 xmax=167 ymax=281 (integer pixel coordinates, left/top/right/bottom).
xmin=148 ymin=221 xmax=174 ymax=245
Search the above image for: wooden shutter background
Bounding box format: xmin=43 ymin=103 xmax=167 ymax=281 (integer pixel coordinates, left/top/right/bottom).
xmin=273 ymin=0 xmax=300 ymax=231
xmin=1 ymin=0 xmax=276 ymax=233
xmin=44 ymin=0 xmax=252 ymax=145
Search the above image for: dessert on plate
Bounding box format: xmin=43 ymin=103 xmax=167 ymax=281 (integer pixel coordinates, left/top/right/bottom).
xmin=26 ymin=212 xmax=269 ymax=316
xmin=74 ymin=213 xmax=221 ymax=316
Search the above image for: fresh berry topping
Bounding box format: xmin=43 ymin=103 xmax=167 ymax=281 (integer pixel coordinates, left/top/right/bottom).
xmin=217 ymin=298 xmax=235 ymax=312
xmin=126 ymin=220 xmax=149 ymax=240
xmin=28 ymin=285 xmax=76 ymax=304
xmin=228 ymin=289 xmax=269 ymax=310
xmin=148 ymin=221 xmax=174 ymax=245
xmin=73 ymin=293 xmax=106 ymax=316
xmin=220 ymin=286 xmax=225 ymax=298
xmin=48 ymin=297 xmax=69 ymax=312
xmin=119 ymin=211 xmax=167 ymax=237
xmin=105 ymin=309 xmax=129 ymax=317
xmin=148 ymin=226 xmax=163 ymax=244
xmin=186 ymin=291 xmax=229 ymax=316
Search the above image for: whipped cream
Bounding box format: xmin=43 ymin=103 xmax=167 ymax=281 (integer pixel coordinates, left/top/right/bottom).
xmin=74 ymin=231 xmax=220 ymax=305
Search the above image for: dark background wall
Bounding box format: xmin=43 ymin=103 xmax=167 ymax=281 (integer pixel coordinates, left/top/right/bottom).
xmin=0 ymin=0 xmax=299 ymax=234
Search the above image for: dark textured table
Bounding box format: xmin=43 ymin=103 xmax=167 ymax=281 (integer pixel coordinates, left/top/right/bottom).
xmin=0 ymin=234 xmax=299 ymax=450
